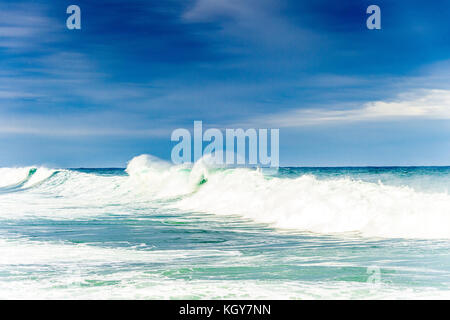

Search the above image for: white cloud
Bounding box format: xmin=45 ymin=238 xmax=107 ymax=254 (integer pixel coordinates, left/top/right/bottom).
xmin=0 ymin=120 xmax=170 ymax=137
xmin=0 ymin=90 xmax=41 ymax=99
xmin=255 ymin=89 xmax=450 ymax=128
xmin=183 ymin=0 xmax=256 ymax=22
xmin=182 ymin=0 xmax=318 ymax=51
xmin=0 ymin=3 xmax=58 ymax=50
xmin=0 ymin=27 xmax=36 ymax=37
xmin=0 ymin=111 xmax=171 ymax=137
xmin=0 ymin=126 xmax=169 ymax=137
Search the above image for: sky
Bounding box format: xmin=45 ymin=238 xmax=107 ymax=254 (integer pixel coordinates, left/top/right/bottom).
xmin=0 ymin=0 xmax=449 ymax=167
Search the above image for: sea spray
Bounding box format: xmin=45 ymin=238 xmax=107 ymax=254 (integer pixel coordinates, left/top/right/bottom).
xmin=127 ymin=155 xmax=450 ymax=239
xmin=1 ymin=154 xmax=449 ymax=238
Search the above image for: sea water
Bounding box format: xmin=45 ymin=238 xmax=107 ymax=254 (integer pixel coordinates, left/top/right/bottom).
xmin=0 ymin=154 xmax=449 ymax=299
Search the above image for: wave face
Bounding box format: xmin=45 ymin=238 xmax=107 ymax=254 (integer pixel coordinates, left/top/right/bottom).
xmin=0 ymin=154 xmax=449 ymax=238
xmin=0 ymin=167 xmax=57 ymax=191
xmin=123 ymin=155 xmax=450 ymax=239
xmin=0 ymin=167 xmax=35 ymax=188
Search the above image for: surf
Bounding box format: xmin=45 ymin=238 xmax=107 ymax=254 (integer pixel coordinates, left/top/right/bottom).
xmin=0 ymin=167 xmax=57 ymax=192
xmin=126 ymin=155 xmax=450 ymax=239
xmin=1 ymin=154 xmax=449 ymax=239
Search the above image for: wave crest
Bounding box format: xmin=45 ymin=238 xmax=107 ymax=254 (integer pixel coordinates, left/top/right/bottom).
xmin=2 ymin=155 xmax=450 ymax=239
xmin=125 ymin=155 xmax=450 ymax=238
xmin=0 ymin=167 xmax=57 ymax=190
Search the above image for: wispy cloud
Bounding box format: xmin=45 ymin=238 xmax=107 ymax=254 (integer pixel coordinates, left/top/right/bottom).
xmin=0 ymin=125 xmax=169 ymax=137
xmin=0 ymin=112 xmax=172 ymax=137
xmin=183 ymin=0 xmax=320 ymax=53
xmin=252 ymin=89 xmax=450 ymax=127
xmin=183 ymin=0 xmax=271 ymax=22
xmin=0 ymin=3 xmax=58 ymax=50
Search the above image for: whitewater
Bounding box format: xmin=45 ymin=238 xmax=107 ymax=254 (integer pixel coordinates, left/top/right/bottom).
xmin=0 ymin=154 xmax=449 ymax=299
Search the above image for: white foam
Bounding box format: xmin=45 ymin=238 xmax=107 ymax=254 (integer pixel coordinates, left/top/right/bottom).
xmin=0 ymin=238 xmax=241 ymax=265
xmin=122 ymin=155 xmax=450 ymax=239
xmin=2 ymin=275 xmax=448 ymax=300
xmin=1 ymin=155 xmax=450 ymax=239
xmin=22 ymin=167 xmax=57 ymax=188
xmin=0 ymin=167 xmax=57 ymax=189
xmin=174 ymin=165 xmax=450 ymax=239
xmin=125 ymin=154 xmax=196 ymax=198
xmin=0 ymin=167 xmax=33 ymax=188
xmin=0 ymin=237 xmax=448 ymax=299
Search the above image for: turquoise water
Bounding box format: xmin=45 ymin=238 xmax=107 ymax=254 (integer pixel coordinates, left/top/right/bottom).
xmin=0 ymin=155 xmax=449 ymax=299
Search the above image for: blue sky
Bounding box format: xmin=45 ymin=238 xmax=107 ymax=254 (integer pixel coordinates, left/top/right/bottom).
xmin=0 ymin=0 xmax=449 ymax=167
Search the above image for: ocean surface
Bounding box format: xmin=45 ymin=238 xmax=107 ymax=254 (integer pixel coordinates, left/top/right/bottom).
xmin=0 ymin=154 xmax=449 ymax=299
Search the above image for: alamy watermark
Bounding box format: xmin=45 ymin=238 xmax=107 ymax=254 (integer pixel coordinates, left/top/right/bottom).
xmin=366 ymin=5 xmax=381 ymax=30
xmin=171 ymin=121 xmax=279 ymax=168
xmin=66 ymin=5 xmax=81 ymax=30
xmin=65 ymin=4 xmax=380 ymax=31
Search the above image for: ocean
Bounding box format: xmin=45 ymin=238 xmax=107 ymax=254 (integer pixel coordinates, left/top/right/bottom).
xmin=0 ymin=154 xmax=449 ymax=299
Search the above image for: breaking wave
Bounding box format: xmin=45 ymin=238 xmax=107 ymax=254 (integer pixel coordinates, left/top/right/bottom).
xmin=125 ymin=155 xmax=450 ymax=239
xmin=0 ymin=167 xmax=57 ymax=191
xmin=1 ymin=154 xmax=449 ymax=239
